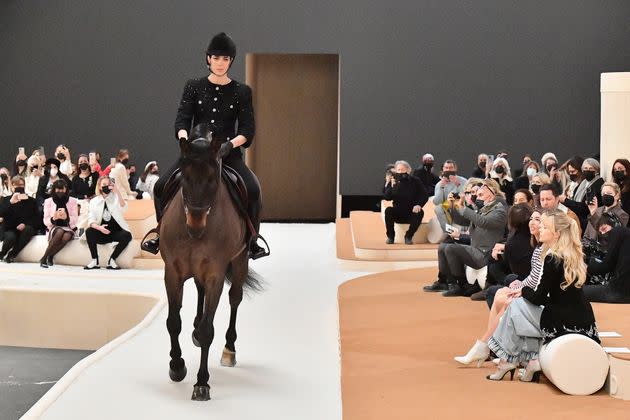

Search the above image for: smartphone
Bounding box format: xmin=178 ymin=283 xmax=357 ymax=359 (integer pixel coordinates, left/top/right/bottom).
xmin=488 ymin=154 xmax=495 ymax=163
xmin=89 ymin=152 xmax=96 ymax=163
xmin=110 ymin=157 xmax=116 ymax=166
xmin=39 ymin=146 xmax=45 ymax=155
xmin=445 ymin=224 xmax=455 ymax=234
xmin=18 ymin=147 xmax=25 ymax=155
xmin=18 ymin=193 xmax=28 ymax=200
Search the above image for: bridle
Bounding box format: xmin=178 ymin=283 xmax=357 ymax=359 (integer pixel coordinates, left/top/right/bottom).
xmin=181 ymin=156 xmax=222 ymax=217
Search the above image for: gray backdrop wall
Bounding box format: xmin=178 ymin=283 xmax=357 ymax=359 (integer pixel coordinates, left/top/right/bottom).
xmin=1 ymin=1 xmax=629 ymax=196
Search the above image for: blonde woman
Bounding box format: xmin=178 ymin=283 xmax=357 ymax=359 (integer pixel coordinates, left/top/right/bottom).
xmin=485 ymin=210 xmax=599 ymax=382
xmin=488 ymin=157 xmax=514 ymax=204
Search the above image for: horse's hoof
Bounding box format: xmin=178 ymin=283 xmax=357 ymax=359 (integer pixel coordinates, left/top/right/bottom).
xmin=192 ymin=331 xmax=200 ymax=348
xmin=169 ymin=365 xmax=187 ymax=382
xmin=191 ymin=385 xmax=211 ymax=401
xmin=220 ymin=347 xmax=236 ymax=367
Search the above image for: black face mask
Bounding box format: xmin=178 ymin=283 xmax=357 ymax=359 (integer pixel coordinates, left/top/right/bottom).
xmin=546 ymin=165 xmax=557 ymax=173
xmin=614 ymin=171 xmax=626 ymax=182
xmin=583 ymin=170 xmax=596 ymax=182
xmin=56 ymin=153 xmax=65 ymax=160
xmin=151 ymin=169 xmax=159 ymax=175
xmin=470 ymin=194 xmax=478 ymax=205
xmin=14 ymin=187 xmax=25 ymax=194
xmin=494 ymin=166 xmax=505 ymax=174
xmin=31 ymin=166 xmax=39 ymax=172
xmin=102 ymin=186 xmax=111 ymax=195
xmin=475 ymin=199 xmax=485 ymax=209
xmin=569 ymin=173 xmax=579 ymax=182
xmin=79 ymin=163 xmax=90 ymax=171
xmin=602 ymin=194 xmax=615 ymax=207
xmin=54 ymin=191 xmax=67 ymax=199
xmin=0 ymin=174 xmax=7 ymax=183
xmin=120 ymin=158 xmax=129 ymax=166
xmin=424 ymin=162 xmax=433 ymax=170
xmin=531 ymin=184 xmax=541 ymax=194
xmin=17 ymin=160 xmax=27 ymax=167
xmin=479 ymin=162 xmax=486 ymax=169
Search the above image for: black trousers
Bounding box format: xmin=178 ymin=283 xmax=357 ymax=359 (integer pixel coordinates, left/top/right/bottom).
xmin=85 ymin=227 xmax=132 ymax=261
xmin=153 ymin=155 xmax=261 ymax=230
xmin=583 ymin=284 xmax=630 ymax=303
xmin=384 ymin=207 xmax=423 ymax=239
xmin=1 ymin=225 xmax=37 ymax=258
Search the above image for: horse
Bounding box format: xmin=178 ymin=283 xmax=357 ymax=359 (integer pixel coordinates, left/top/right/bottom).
xmin=160 ymin=127 xmax=262 ymax=401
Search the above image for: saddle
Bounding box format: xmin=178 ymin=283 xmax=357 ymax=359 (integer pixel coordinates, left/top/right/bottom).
xmin=160 ymin=165 xmax=257 ymax=240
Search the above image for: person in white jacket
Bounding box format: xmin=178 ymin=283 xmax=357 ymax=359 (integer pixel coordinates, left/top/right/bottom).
xmin=109 ymin=149 xmax=137 ymax=200
xmin=84 ymin=176 xmax=132 ymax=270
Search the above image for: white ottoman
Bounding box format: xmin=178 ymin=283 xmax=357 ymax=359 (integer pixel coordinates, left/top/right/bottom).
xmin=539 ymin=334 xmax=609 ymax=395
xmin=465 ymin=266 xmax=487 ymax=288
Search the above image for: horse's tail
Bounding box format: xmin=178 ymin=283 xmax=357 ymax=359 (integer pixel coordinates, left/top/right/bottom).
xmin=224 ymin=263 xmax=264 ymax=294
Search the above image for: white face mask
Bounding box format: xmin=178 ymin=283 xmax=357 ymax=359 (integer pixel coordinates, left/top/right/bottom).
xmin=50 ymin=168 xmax=58 ymax=177
xmin=526 ymin=167 xmax=536 ymax=177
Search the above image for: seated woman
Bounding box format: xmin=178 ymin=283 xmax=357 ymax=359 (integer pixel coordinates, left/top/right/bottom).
xmin=513 ymin=161 xmax=540 ymax=191
xmin=584 ymin=182 xmax=629 ymax=242
xmin=530 ymin=172 xmax=551 ymax=208
xmin=486 ymin=210 xmax=599 ymax=382
xmin=488 ymin=157 xmax=514 ymax=205
xmin=136 ymin=161 xmax=160 ymax=199
xmin=84 ymin=177 xmax=132 ymax=270
xmin=584 ymin=223 xmax=630 ymax=303
xmin=40 ymin=180 xmax=79 ymax=268
xmin=561 ymin=158 xmax=604 ymax=232
xmin=513 ymin=189 xmax=534 ymax=206
xmin=454 ymin=209 xmax=542 ymax=365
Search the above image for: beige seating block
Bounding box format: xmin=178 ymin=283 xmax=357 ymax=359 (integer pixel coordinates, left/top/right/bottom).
xmin=380 ymin=199 xmax=436 ymax=244
xmin=539 ymin=334 xmax=609 ymax=395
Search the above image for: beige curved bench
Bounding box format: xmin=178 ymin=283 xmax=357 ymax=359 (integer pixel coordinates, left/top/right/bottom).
xmin=380 ymin=199 xmax=436 ymax=244
xmin=539 ymin=333 xmax=609 ymax=395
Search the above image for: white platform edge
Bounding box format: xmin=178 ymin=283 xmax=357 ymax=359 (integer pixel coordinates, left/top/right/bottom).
xmin=19 ymin=289 xmax=166 ymax=420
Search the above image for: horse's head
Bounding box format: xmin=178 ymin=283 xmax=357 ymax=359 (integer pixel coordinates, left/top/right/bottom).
xmin=179 ymin=124 xmax=222 ymax=238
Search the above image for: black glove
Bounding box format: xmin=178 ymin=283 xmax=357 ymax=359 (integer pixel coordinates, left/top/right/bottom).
xmin=218 ymin=141 xmax=233 ymax=159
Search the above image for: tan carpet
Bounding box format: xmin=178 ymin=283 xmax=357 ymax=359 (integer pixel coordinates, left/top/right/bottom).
xmin=339 ymin=268 xmax=630 ymax=420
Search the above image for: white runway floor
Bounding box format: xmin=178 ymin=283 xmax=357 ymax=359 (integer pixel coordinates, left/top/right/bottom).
xmin=0 ymin=223 xmax=435 ymax=420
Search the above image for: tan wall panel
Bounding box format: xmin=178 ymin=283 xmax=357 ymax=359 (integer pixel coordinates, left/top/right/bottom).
xmin=601 ymin=73 xmax=630 ymax=179
xmin=246 ymin=54 xmax=339 ymax=220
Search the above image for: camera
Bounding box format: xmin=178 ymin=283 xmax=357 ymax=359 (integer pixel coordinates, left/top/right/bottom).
xmin=452 ymin=192 xmax=460 ymax=199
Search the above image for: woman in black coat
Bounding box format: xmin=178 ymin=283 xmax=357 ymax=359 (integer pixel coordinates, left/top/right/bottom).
xmin=562 ymin=158 xmax=604 ymax=233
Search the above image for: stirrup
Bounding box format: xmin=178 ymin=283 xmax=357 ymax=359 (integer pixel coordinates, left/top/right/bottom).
xmin=141 ymin=227 xmax=160 ymax=255
xmin=249 ymin=235 xmax=270 ymax=260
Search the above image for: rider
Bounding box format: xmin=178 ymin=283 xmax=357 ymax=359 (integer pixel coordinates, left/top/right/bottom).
xmin=143 ymin=32 xmax=267 ymax=259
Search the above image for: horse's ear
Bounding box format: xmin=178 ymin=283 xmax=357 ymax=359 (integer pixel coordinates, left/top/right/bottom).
xmin=179 ymin=137 xmax=189 ymax=156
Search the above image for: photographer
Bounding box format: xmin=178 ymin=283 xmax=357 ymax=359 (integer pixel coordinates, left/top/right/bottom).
xmin=585 ymin=222 xmax=630 ymax=303
xmin=384 ymin=161 xmax=429 ymax=244
xmin=584 ymin=182 xmax=628 ymax=242
xmin=433 ymin=160 xmax=467 ymax=233
xmin=560 ymin=158 xmax=604 ymax=232
xmin=0 ymin=176 xmax=40 ymax=263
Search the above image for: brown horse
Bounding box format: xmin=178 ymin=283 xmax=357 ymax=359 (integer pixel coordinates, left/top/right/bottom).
xmin=160 ymin=127 xmax=262 ymax=401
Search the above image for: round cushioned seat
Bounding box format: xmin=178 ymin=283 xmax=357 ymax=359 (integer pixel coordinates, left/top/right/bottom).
xmin=539 ymin=333 xmax=609 ymax=395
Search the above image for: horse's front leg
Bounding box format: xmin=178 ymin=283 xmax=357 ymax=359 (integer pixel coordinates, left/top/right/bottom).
xmin=165 ymin=266 xmax=187 ymax=382
xmin=191 ymin=272 xmax=225 ymax=401
xmin=222 ymin=252 xmax=248 ymax=367
xmin=191 ymin=278 xmax=204 ymax=347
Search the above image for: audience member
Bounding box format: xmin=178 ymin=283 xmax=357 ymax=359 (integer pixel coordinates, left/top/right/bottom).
xmin=585 ymin=224 xmax=630 ymax=303
xmin=0 ymin=168 xmax=12 ymax=197
xmin=513 ymin=189 xmax=534 ymax=206
xmin=0 ymin=176 xmax=40 ymax=263
xmin=433 ymin=160 xmax=467 ymax=232
xmin=413 ymin=153 xmax=440 ymax=192
xmin=36 ymin=158 xmax=72 ymax=210
xmin=40 ymin=180 xmax=78 ymax=268
xmin=84 ymin=177 xmax=132 ymax=270
xmin=109 ymin=149 xmax=137 ymax=200
xmin=54 ymin=144 xmax=73 ymax=177
xmin=514 ymin=154 xmax=533 ymax=179
xmin=383 ymin=161 xmax=429 ymax=244
xmin=488 ymin=157 xmax=514 ymax=205
xmin=530 ymin=172 xmax=550 ymax=207
xmin=486 ymin=210 xmax=599 ymax=382
xmin=513 ymin=160 xmax=539 ymax=190
xmin=561 ymin=158 xmax=604 ymax=232
xmin=472 ymin=154 xmax=489 ymax=178
xmin=136 ymin=161 xmax=160 ymax=199
xmin=562 ymin=156 xmax=584 ymax=200
xmin=24 ymin=156 xmax=42 ymax=198
xmin=584 ymin=182 xmax=628 ymax=242
xmin=424 ymin=179 xmax=507 ymax=296
xmin=14 ymin=152 xmax=28 ymax=177
xmin=71 ymin=154 xmax=99 ymax=200
xmin=539 ymin=183 xmax=582 ymax=236
xmin=612 ymin=158 xmax=630 ymax=216
xmin=89 ymin=151 xmax=103 ymax=175
xmin=541 ymin=152 xmax=563 ymax=192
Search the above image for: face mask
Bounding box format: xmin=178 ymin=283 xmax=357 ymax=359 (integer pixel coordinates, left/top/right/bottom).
xmin=31 ymin=166 xmax=39 ymax=172
xmin=494 ymin=166 xmax=505 ymax=174
xmin=400 ymin=173 xmax=409 ymax=179
xmin=475 ymin=199 xmax=485 ymax=209
xmin=526 ymin=167 xmax=536 ymax=177
xmin=49 ymin=167 xmax=58 ymax=177
xmin=56 ymin=153 xmax=65 ymax=160
xmin=583 ymin=170 xmax=596 ymax=182
xmin=470 ymin=194 xmax=478 ymax=203
xmin=479 ymin=162 xmax=486 ymax=169
xmin=569 ymin=173 xmax=579 ymax=182
xmin=102 ymin=186 xmax=111 ymax=195
xmin=424 ymin=162 xmax=433 ymax=170
xmin=0 ymin=174 xmax=7 ymax=182
xmin=14 ymin=187 xmax=25 ymax=194
xmin=54 ymin=191 xmax=67 ymax=199
xmin=17 ymin=160 xmax=27 ymax=167
xmin=602 ymin=194 xmax=615 ymax=207
xmin=546 ymin=165 xmax=556 ymax=173
xmin=79 ymin=163 xmax=90 ymax=171
xmin=614 ymin=171 xmax=626 ymax=182
xmin=531 ymin=184 xmax=541 ymax=194
xmin=151 ymin=169 xmax=159 ymax=175
xmin=120 ymin=158 xmax=129 ymax=166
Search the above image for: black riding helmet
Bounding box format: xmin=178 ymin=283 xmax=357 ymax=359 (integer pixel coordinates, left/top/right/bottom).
xmin=206 ymin=32 xmax=236 ymax=69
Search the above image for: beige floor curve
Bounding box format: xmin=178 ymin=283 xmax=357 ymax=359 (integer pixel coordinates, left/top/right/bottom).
xmin=339 ymin=268 xmax=630 ymax=420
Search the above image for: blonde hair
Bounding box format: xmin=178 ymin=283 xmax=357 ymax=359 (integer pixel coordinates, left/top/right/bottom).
xmin=602 ymin=181 xmax=621 ymax=197
xmin=95 ymin=176 xmax=110 ymax=195
xmin=541 ymin=210 xmax=587 ymax=289
xmin=532 ymin=172 xmax=551 ymax=185
xmin=481 ymin=178 xmax=505 ymax=198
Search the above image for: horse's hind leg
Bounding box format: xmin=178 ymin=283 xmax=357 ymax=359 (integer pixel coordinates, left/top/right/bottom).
xmin=191 ymin=278 xmax=204 ymax=347
xmin=165 ymin=269 xmax=187 ymax=382
xmin=221 ymin=251 xmax=247 ymax=367
xmin=191 ymin=273 xmax=224 ymax=401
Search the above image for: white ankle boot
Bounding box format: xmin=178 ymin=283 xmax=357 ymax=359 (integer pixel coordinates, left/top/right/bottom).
xmin=84 ymin=258 xmax=100 ymax=270
xmin=107 ymin=258 xmax=120 ymax=270
xmin=454 ymin=340 xmax=490 ymax=367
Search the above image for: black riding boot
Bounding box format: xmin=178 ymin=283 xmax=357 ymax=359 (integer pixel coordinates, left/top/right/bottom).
xmin=248 ymin=201 xmax=269 ymax=260
xmin=141 ymin=195 xmax=163 ymax=255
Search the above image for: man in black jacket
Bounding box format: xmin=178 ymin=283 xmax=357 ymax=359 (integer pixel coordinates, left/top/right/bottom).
xmin=384 ymin=161 xmax=429 ymax=245
xmin=0 ymin=176 xmax=40 ymax=263
xmin=413 ymin=153 xmax=440 ymax=193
